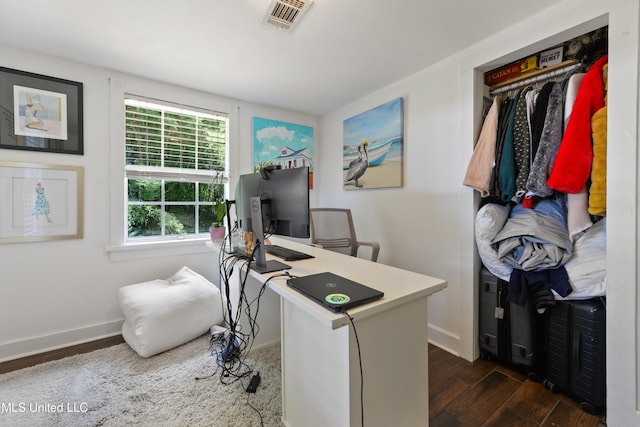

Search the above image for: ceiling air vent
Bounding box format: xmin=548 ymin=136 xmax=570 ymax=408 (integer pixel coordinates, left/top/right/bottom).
xmin=264 ymin=0 xmax=314 ymax=30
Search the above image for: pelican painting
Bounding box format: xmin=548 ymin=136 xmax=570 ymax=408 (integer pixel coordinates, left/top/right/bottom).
xmin=344 ymin=140 xmax=369 ymax=187
xmin=342 ymin=97 xmax=404 ymax=190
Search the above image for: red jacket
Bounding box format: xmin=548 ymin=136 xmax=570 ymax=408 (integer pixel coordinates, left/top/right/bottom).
xmin=547 ymin=55 xmax=608 ymax=193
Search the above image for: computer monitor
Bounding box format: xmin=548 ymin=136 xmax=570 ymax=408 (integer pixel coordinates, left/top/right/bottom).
xmin=235 ymin=166 xmax=310 ymax=273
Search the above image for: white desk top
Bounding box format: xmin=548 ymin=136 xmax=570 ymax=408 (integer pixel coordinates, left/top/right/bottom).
xmin=209 ymin=236 xmax=447 ymax=329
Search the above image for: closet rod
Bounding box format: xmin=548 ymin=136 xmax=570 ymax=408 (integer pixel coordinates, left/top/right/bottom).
xmin=489 ymin=60 xmax=582 ymax=95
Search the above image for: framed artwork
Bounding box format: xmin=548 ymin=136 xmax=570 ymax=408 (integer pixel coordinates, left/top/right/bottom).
xmin=0 ymin=67 xmax=83 ymax=155
xmin=252 ymin=117 xmax=314 ymax=188
xmin=343 ymin=97 xmax=404 ymax=190
xmin=0 ymin=162 xmax=84 ymax=243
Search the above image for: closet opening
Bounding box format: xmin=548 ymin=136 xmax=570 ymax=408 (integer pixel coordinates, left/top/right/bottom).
xmin=466 ymin=19 xmax=610 ymax=416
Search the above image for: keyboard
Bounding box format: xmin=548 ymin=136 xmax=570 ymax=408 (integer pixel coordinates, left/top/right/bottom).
xmin=264 ymin=244 xmax=314 ymax=261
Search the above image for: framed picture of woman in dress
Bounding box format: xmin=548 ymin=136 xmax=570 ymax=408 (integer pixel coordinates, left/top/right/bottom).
xmin=0 ymin=162 xmax=84 ymax=243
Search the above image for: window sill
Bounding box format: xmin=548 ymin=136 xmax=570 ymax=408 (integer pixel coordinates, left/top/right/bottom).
xmin=105 ymin=238 xmax=213 ymax=262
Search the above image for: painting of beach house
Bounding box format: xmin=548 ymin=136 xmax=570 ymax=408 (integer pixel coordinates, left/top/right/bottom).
xmin=252 ymin=117 xmax=314 ymax=188
xmin=343 ymin=97 xmax=404 ymax=190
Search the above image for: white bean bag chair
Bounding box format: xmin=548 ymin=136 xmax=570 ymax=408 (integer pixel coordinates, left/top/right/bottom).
xmin=118 ymin=266 xmax=223 ymax=357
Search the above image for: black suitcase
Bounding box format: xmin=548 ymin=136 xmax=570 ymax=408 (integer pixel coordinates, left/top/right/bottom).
xmin=543 ymin=298 xmax=606 ymax=414
xmin=479 ymin=268 xmax=539 ymax=369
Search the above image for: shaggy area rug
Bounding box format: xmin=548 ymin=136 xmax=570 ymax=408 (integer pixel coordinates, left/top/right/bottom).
xmin=0 ymin=335 xmax=282 ymax=426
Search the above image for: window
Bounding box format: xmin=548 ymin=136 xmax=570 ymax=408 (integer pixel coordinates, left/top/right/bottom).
xmin=124 ymin=96 xmax=228 ymax=241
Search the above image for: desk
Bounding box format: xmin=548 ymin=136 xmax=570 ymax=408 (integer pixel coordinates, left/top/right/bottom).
xmin=210 ymin=236 xmax=447 ymax=427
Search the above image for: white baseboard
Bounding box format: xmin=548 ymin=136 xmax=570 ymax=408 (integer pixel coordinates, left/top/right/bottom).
xmin=247 ymin=337 xmax=281 ymax=353
xmin=0 ymin=319 xmax=124 ymax=363
xmin=1 ymin=321 xmax=461 ymax=364
xmin=427 ymin=323 xmax=461 ymax=357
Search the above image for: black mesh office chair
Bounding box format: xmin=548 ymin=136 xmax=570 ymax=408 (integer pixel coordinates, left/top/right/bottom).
xmin=309 ymin=208 xmax=380 ymax=262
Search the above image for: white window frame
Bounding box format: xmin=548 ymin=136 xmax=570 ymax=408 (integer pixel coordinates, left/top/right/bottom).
xmin=106 ymin=77 xmax=239 ymax=261
xmin=124 ymin=96 xmax=228 ymax=241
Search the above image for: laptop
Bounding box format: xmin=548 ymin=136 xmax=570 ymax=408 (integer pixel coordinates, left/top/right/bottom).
xmin=287 ymin=272 xmax=384 ymax=313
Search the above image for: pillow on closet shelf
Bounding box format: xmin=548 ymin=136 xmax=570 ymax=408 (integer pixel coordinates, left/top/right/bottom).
xmin=118 ymin=266 xmax=223 ymax=358
xmin=475 ymin=203 xmax=513 ymax=281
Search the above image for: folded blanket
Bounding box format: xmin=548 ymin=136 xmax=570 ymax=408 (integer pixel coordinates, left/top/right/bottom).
xmin=476 ymin=202 xmax=606 ymax=300
xmin=560 ymin=217 xmax=607 ymax=299
xmin=475 ymin=203 xmax=513 ymax=280
xmin=492 ymin=197 xmax=572 ymax=271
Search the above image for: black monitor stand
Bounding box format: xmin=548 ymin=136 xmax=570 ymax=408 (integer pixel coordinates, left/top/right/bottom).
xmin=249 ymin=196 xmax=291 ymax=274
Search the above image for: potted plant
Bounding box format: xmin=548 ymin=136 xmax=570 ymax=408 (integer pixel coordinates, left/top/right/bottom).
xmin=209 ymin=199 xmax=227 ymax=241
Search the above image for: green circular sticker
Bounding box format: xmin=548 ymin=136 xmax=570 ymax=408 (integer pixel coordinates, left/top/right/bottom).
xmin=326 ymin=293 xmax=351 ymax=305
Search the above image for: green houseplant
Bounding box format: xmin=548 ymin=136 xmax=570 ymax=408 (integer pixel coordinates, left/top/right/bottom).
xmin=206 ymin=169 xmax=226 ymax=241
xmin=209 ymin=199 xmax=227 ymax=241
xmin=212 ymin=199 xmax=227 ymax=227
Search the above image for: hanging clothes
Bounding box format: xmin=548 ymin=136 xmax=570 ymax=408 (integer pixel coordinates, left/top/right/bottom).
xmin=589 ymin=63 xmax=608 ymax=216
xmin=547 ymin=55 xmax=608 ymax=193
xmin=463 ymin=96 xmax=502 ymax=196
xmin=559 ymin=72 xmax=592 ymax=240
xmin=567 ymin=186 xmax=593 ymax=241
xmin=498 ymin=90 xmax=522 ymax=202
xmin=526 ymin=80 xmax=566 ymax=197
xmin=529 ymin=81 xmax=555 ymax=158
xmin=563 ymin=73 xmax=585 ymax=130
xmin=490 ymin=97 xmax=515 ymax=199
xmin=525 ymin=88 xmax=538 ymax=148
xmin=513 ymin=86 xmax=534 ymax=198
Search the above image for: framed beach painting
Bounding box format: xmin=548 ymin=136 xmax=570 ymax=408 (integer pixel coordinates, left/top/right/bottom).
xmin=0 ymin=67 xmax=83 ymax=155
xmin=0 ymin=162 xmax=84 ymax=243
xmin=343 ymin=97 xmax=404 ymax=190
xmin=252 ymin=117 xmax=314 ymax=188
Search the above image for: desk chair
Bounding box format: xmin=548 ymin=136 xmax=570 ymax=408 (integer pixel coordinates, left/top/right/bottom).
xmin=309 ymin=208 xmax=380 ymax=262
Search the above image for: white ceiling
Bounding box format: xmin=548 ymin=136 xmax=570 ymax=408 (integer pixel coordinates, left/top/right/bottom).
xmin=0 ymin=0 xmax=563 ymax=116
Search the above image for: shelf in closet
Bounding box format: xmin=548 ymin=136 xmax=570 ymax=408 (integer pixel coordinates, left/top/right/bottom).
xmin=488 ymin=59 xmax=580 ymax=94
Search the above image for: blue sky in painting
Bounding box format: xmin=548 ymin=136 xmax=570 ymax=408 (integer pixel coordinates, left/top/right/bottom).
xmin=252 ymin=117 xmax=314 ymax=167
xmin=343 ymin=97 xmax=403 ymax=148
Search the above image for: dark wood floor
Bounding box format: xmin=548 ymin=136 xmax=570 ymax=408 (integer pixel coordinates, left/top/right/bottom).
xmin=1 ymin=337 xmax=607 ymax=426
xmin=428 ymin=344 xmax=607 ymax=427
xmin=0 ymin=335 xmax=125 ymax=375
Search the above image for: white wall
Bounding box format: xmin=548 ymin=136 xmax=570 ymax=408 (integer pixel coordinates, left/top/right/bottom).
xmin=316 ymin=0 xmax=638 ymax=423
xmin=0 ymin=45 xmax=317 ymax=362
xmin=317 ymin=53 xmax=469 ymax=354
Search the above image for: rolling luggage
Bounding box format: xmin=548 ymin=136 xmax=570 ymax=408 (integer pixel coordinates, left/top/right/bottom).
xmin=479 ymin=268 xmax=540 ymax=369
xmin=543 ymin=298 xmax=606 ymax=414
